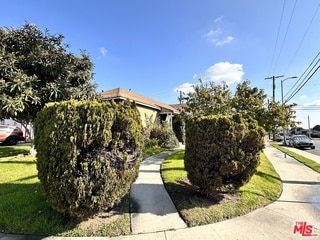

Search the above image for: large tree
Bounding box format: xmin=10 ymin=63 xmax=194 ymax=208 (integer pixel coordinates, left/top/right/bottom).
xmin=264 ymin=101 xmax=297 ymax=135
xmin=182 ymin=79 xmax=297 ymax=133
xmin=183 ymin=79 xmax=232 ymax=116
xmin=0 ymin=23 xmax=97 ymax=125
xmin=232 ymin=80 xmax=267 ymax=125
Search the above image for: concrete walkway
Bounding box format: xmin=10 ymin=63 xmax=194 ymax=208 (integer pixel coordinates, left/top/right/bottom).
xmin=130 ymin=151 xmax=187 ymax=234
xmin=2 ymin=143 xmax=320 ymax=239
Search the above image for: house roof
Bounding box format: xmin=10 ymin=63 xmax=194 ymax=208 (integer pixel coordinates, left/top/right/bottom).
xmin=170 ymin=103 xmax=187 ymax=112
xmin=100 ymin=88 xmax=179 ymax=114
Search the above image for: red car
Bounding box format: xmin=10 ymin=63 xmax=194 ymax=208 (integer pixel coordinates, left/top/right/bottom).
xmin=0 ymin=125 xmax=25 ymax=145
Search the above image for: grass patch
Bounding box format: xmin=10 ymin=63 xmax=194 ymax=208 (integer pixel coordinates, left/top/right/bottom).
xmin=0 ymin=146 xmax=170 ymax=237
xmin=161 ymin=150 xmax=282 ymax=227
xmin=142 ymin=147 xmax=167 ymax=158
xmin=271 ymin=143 xmax=320 ymax=173
xmin=0 ymin=145 xmax=31 ymax=158
xmin=0 ymin=155 xmax=131 ymax=237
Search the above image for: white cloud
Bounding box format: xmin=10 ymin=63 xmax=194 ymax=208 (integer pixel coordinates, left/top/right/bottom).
xmin=174 ymin=62 xmax=244 ymax=94
xmin=202 ymin=17 xmax=233 ymax=46
xmin=99 ymin=47 xmax=108 ymax=56
xmin=202 ymin=29 xmax=221 ymax=38
xmin=174 ymin=83 xmax=195 ymax=94
xmin=214 ymin=16 xmax=224 ymax=23
xmin=201 ymin=62 xmax=244 ymax=85
xmin=216 ymin=36 xmax=234 ymax=46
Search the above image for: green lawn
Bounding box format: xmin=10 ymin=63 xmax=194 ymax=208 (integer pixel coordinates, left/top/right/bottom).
xmin=142 ymin=147 xmax=167 ymax=158
xmin=0 ymin=146 xmax=131 ymax=237
xmin=0 ymin=155 xmax=70 ymax=236
xmin=161 ymin=150 xmax=282 ymax=226
xmin=0 ymin=146 xmax=168 ymax=237
xmin=1 ymin=145 xmax=283 ymax=236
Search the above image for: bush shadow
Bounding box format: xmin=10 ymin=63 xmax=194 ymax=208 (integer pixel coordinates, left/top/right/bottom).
xmin=163 ymin=179 xmax=235 ymax=210
xmin=0 ymin=146 xmax=31 ymax=158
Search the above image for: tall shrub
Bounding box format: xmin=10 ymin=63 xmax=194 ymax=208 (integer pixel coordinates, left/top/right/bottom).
xmin=149 ymin=122 xmax=179 ymax=149
xmin=184 ymin=114 xmax=265 ymax=198
xmin=172 ymin=115 xmax=185 ymax=144
xmin=34 ymin=100 xmax=143 ymax=219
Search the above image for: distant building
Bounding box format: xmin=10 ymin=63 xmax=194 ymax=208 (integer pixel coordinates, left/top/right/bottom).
xmin=100 ymin=88 xmax=180 ymax=128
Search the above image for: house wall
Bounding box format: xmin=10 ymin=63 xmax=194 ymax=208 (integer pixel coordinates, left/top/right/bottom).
xmin=136 ymin=106 xmax=159 ymax=127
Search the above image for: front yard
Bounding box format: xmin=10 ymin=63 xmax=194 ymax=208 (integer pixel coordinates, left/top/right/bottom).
xmin=0 ymin=145 xmax=282 ymax=237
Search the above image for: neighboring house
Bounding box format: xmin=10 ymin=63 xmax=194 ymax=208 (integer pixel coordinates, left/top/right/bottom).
xmin=100 ymin=88 xmax=179 ymax=128
xmin=170 ymin=103 xmax=187 ymax=113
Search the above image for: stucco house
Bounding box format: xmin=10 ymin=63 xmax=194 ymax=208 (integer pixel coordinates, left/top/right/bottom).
xmin=100 ymin=88 xmax=179 ymax=128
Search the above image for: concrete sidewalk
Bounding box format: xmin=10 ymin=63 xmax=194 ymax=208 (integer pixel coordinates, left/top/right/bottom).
xmin=129 ymin=151 xmax=187 ymax=234
xmin=2 ymin=143 xmax=320 ymax=240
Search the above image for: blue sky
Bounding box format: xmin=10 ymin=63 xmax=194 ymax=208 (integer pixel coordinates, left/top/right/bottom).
xmin=1 ymin=0 xmax=320 ymax=129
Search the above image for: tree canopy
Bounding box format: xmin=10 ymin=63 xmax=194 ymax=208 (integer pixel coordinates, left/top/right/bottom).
xmin=0 ymin=23 xmax=97 ymax=124
xmin=183 ymin=79 xmax=232 ymax=116
xmin=313 ymin=125 xmax=320 ymax=131
xmin=181 ymin=79 xmax=297 ymax=133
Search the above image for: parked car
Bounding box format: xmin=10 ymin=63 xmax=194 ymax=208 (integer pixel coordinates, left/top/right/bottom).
xmin=0 ymin=125 xmax=25 ymax=145
xmin=288 ymin=135 xmax=315 ymax=149
xmin=273 ymin=135 xmax=283 ymax=142
xmin=282 ymin=136 xmax=291 ymax=145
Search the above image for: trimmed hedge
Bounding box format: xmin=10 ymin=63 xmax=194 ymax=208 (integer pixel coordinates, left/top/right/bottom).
xmin=184 ymin=114 xmax=265 ymax=198
xmin=34 ymin=100 xmax=143 ymax=219
xmin=149 ymin=123 xmax=179 ymax=149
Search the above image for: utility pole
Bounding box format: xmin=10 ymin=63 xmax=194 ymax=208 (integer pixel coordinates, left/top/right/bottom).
xmin=265 ymin=75 xmax=284 ymax=102
xmin=178 ymin=91 xmax=183 ymax=104
xmin=178 ymin=91 xmax=188 ymax=104
xmin=308 ymin=115 xmax=311 ymax=138
xmin=265 ymin=75 xmax=283 ymax=141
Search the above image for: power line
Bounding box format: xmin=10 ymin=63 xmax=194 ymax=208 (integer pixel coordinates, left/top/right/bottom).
xmin=286 ymin=65 xmax=320 ymax=102
xmin=284 ymin=3 xmax=320 ymax=74
xmin=295 ymin=105 xmax=320 ymax=108
xmin=285 ymin=54 xmax=320 ymax=102
xmin=294 ymin=105 xmax=320 ymax=111
xmin=273 ymin=0 xmax=297 ymax=74
xmin=268 ymin=0 xmax=286 ymax=76
xmin=287 ymin=53 xmax=320 ymax=100
xmin=295 ymin=108 xmax=320 ymax=111
xmin=284 ymin=51 xmax=320 ymax=101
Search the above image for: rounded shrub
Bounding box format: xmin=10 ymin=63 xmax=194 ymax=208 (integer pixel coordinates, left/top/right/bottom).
xmin=144 ymin=138 xmax=159 ymax=148
xmin=184 ymin=114 xmax=265 ymax=198
xmin=149 ymin=123 xmax=179 ymax=149
xmin=34 ymin=100 xmax=143 ymax=219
